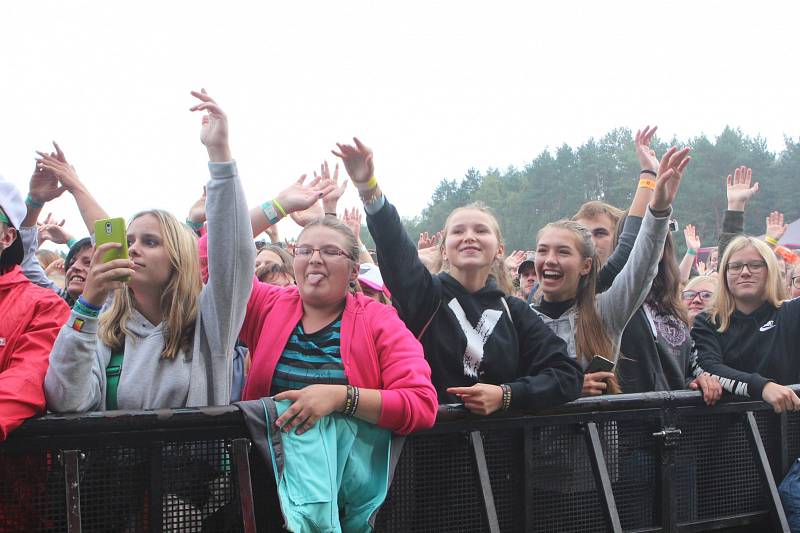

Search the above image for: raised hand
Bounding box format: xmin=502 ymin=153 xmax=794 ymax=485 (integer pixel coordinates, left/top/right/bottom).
xmin=332 ymin=138 xmax=375 ymax=190
xmin=634 ymin=125 xmax=659 ymax=172
xmin=683 ymin=223 xmax=701 ymax=252
xmin=342 ymin=207 xmax=363 ymax=241
xmin=264 ymin=223 xmax=279 ymax=244
xmin=190 ymin=89 xmax=231 ymax=162
xmin=188 ymin=187 xmax=207 ymax=225
xmin=317 ymin=161 xmax=347 ymax=214
xmin=276 ymin=174 xmax=335 ymax=216
xmin=37 ymin=213 xmax=74 ymax=245
xmin=34 ymin=142 xmax=80 ymax=196
xmin=418 ymin=232 xmax=436 ymax=250
xmin=650 ymin=147 xmax=691 ymax=212
xmin=45 ymin=258 xmax=66 ymax=278
xmin=80 ymin=242 xmax=136 ymax=307
xmin=504 ymin=250 xmax=527 ymax=274
xmin=726 ymin=166 xmax=759 ymax=211
xmin=766 ymin=211 xmax=788 ymax=243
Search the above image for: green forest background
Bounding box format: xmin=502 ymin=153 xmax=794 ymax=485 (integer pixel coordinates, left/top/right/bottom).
xmin=363 ymin=127 xmax=800 ymax=254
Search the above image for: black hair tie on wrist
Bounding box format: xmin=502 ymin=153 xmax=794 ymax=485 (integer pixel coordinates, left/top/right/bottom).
xmin=640 ymin=169 xmax=657 ymax=177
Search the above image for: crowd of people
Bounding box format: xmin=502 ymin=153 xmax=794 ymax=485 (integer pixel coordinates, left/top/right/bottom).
xmin=1 ymin=93 xmax=799 ymax=530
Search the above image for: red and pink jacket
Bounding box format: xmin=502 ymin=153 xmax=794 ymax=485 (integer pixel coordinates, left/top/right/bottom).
xmin=239 ymin=281 xmax=438 ymax=435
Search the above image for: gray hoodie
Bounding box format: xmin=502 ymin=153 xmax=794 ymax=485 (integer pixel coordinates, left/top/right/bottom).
xmin=44 ymin=161 xmax=255 ymax=412
xmin=533 ymin=206 xmax=670 ymax=367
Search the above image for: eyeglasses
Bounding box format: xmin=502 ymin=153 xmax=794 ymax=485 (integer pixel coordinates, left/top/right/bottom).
xmin=792 ymin=276 xmax=800 ymax=289
xmin=293 ymin=245 xmax=354 ymax=260
xmin=726 ymin=260 xmax=767 ymax=275
xmin=681 ymin=290 xmax=714 ymax=302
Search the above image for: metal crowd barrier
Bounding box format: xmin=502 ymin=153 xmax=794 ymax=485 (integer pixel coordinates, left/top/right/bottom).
xmin=1 ymin=386 xmax=798 ymax=532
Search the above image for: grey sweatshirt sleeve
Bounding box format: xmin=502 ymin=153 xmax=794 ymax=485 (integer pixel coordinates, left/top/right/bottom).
xmin=598 ymin=207 xmax=670 ymax=347
xmin=44 ymin=309 xmax=106 ymax=413
xmin=596 ymin=216 xmax=643 ymax=293
xmin=189 ymin=161 xmax=255 ymax=406
xmin=19 ymin=226 xmax=63 ymax=295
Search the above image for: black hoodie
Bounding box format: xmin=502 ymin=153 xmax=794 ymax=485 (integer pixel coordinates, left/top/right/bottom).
xmin=366 ymin=197 xmax=582 ymax=409
xmin=691 ymin=298 xmax=800 ymax=399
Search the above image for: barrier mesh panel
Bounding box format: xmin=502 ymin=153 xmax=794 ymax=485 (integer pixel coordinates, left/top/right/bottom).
xmin=526 ymin=423 xmax=604 ymax=533
xmin=0 ymin=450 xmax=65 ymax=532
xmin=787 ymin=413 xmax=800 ymax=466
xmin=676 ymin=412 xmax=767 ymax=522
xmin=160 ymin=439 xmax=235 ymax=532
xmin=376 ymin=433 xmax=489 ymax=532
xmin=483 ymin=430 xmax=524 ymax=532
xmin=611 ymin=418 xmax=660 ymax=531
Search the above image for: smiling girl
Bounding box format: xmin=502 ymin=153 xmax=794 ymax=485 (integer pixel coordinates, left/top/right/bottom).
xmin=531 ymin=147 xmax=691 ymax=396
xmin=692 ymin=236 xmax=800 ymax=413
xmin=333 ymin=138 xmax=583 ymax=415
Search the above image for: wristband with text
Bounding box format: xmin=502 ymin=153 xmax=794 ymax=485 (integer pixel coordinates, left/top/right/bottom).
xmin=638 ymin=178 xmax=657 ymax=190
xmin=261 ymin=200 xmax=282 ymax=226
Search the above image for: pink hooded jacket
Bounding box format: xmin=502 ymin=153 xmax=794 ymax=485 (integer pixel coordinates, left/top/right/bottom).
xmin=239 ymin=281 xmax=438 ymax=435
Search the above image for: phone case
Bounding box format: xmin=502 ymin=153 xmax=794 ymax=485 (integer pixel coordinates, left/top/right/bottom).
xmin=94 ymin=218 xmax=130 ymax=281
xmin=585 ymin=355 xmax=615 ymax=374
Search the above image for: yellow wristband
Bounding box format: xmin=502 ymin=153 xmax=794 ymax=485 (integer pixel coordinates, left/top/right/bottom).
xmin=765 ymin=235 xmax=779 ymax=247
xmin=638 ymin=178 xmax=656 ymax=190
xmin=272 ymin=198 xmax=287 ymax=218
xmin=358 ymin=175 xmax=378 ymax=191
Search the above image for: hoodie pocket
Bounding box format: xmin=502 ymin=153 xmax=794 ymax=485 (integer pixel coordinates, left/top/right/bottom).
xmin=281 ymin=421 xmax=335 ymax=506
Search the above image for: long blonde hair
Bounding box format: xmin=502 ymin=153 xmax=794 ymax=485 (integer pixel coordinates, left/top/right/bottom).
xmin=711 ymin=236 xmax=783 ymax=332
xmin=99 ymin=210 xmax=202 ymax=359
xmin=440 ymin=203 xmax=513 ymax=295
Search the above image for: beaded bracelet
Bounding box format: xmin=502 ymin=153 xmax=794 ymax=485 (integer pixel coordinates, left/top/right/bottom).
xmin=500 ymin=384 xmax=512 ymax=411
xmin=351 ymin=386 xmax=360 ymax=416
xmin=343 ymin=385 xmax=355 ymax=416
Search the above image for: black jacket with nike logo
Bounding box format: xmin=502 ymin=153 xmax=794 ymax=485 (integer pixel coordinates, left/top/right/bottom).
xmin=691 ymin=298 xmax=800 ymax=399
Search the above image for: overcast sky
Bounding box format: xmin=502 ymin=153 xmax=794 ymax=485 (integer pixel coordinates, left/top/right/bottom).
xmin=1 ymin=0 xmax=797 ymax=244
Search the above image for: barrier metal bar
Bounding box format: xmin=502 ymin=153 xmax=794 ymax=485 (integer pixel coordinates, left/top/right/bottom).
xmin=657 ymin=407 xmax=679 ymax=533
xmin=230 ymin=438 xmax=257 ymax=533
xmin=584 ymin=422 xmax=622 ymax=533
xmin=469 ymin=431 xmax=500 ymax=533
xmin=61 ymin=449 xmax=82 ymax=533
xmin=745 ymin=411 xmax=790 ymax=532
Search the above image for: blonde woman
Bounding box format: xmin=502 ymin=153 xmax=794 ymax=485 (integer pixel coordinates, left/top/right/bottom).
xmin=681 ymin=275 xmax=717 ymax=327
xmin=692 ymin=235 xmax=800 ymax=413
xmin=44 ymin=90 xmax=255 ymax=412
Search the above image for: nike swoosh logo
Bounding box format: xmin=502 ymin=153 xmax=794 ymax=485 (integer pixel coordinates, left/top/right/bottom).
xmin=759 ymin=321 xmax=776 ymax=332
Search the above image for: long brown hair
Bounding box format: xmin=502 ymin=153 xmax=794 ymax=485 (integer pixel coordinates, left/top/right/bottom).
xmin=537 ymin=220 xmax=614 ymax=366
xmin=647 ymin=232 xmax=690 ymax=324
xmin=440 ymin=202 xmax=513 ymax=295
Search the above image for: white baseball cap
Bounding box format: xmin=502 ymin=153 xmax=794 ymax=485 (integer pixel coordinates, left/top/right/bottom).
xmin=0 ymin=175 xmax=26 ymax=266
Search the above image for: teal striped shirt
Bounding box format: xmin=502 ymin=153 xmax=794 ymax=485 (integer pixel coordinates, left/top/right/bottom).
xmin=271 ymin=315 xmax=348 ymax=394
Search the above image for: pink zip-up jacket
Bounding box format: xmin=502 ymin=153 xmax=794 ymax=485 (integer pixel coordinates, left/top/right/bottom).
xmin=239 ymin=281 xmax=438 ymax=435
